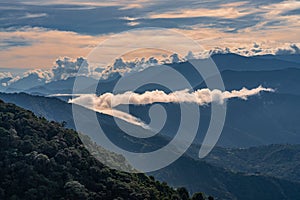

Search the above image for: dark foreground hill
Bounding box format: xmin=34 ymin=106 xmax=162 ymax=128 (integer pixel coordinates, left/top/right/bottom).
xmin=0 ymin=100 xmax=210 ymax=200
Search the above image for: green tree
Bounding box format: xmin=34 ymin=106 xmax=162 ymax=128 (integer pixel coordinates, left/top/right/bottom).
xmin=192 ymin=192 xmax=206 ymax=200
xmin=177 ymin=187 xmax=189 ymax=200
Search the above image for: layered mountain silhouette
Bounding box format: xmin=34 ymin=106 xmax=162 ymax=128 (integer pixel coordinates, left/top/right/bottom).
xmin=2 ymin=53 xmax=300 ymax=96
xmin=1 ymin=94 xmax=300 ymax=199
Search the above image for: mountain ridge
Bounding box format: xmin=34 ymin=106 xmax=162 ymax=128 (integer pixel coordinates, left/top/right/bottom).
xmin=1 ymin=94 xmax=300 ymax=199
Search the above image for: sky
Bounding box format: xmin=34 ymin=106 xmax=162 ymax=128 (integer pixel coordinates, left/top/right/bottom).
xmin=0 ymin=0 xmax=300 ymax=69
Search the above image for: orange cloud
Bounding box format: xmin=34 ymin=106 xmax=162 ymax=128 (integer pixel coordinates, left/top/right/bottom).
xmin=0 ymin=27 xmax=106 ymax=69
xmin=148 ymin=6 xmax=253 ymax=19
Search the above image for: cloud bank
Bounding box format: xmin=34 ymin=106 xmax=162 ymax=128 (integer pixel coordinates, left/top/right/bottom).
xmin=0 ymin=54 xmax=184 ymax=88
xmin=69 ymin=86 xmax=274 ymax=128
xmin=2 ymin=42 xmax=300 ymax=90
xmin=2 ymin=37 xmax=300 ymax=89
xmin=1 ymin=57 xmax=90 ymax=88
xmin=0 ymin=72 xmax=13 ymax=80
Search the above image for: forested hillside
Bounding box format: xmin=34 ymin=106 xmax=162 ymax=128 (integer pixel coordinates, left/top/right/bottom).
xmin=0 ymin=100 xmax=210 ymax=200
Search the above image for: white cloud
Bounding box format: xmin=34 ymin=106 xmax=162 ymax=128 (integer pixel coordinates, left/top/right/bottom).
xmin=24 ymin=69 xmax=53 ymax=82
xmin=4 ymin=56 xmax=90 ymax=86
xmin=20 ymin=13 xmax=48 ymax=19
xmin=52 ymin=57 xmax=90 ymax=81
xmin=3 ymin=55 xmax=162 ymax=87
xmin=0 ymin=72 xmax=13 ymax=80
xmin=5 ymin=76 xmax=21 ymax=87
xmin=276 ymin=44 xmax=300 ymax=55
xmin=21 ymin=0 xmax=152 ymax=10
xmin=69 ymin=86 xmax=274 ymax=127
xmin=120 ymin=16 xmax=139 ymax=21
xmin=98 ymin=56 xmax=160 ymax=79
xmin=127 ymin=21 xmax=140 ymax=26
xmin=120 ymin=16 xmax=141 ymax=26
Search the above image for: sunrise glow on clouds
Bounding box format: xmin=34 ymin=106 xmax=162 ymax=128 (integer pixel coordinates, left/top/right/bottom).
xmin=0 ymin=0 xmax=299 ymax=69
xmin=0 ymin=27 xmax=105 ymax=69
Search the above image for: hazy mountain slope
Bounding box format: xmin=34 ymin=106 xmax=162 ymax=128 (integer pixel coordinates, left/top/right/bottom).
xmin=254 ymin=54 xmax=300 ymax=64
xmin=5 ymin=74 xmax=47 ymax=92
xmin=2 ymin=91 xmax=300 ymax=148
xmin=124 ymin=92 xmax=300 ymax=147
xmin=210 ymin=53 xmax=300 ymax=71
xmin=196 ymin=68 xmax=300 ymax=96
xmin=0 ymin=92 xmax=75 ymax=128
xmin=0 ymin=77 xmax=12 ymax=90
xmin=0 ymin=93 xmax=176 ymax=153
xmin=216 ymin=92 xmax=300 ymax=147
xmin=151 ymin=155 xmax=300 ymax=200
xmin=203 ymin=144 xmax=300 ymax=183
xmin=25 ymin=76 xmax=98 ymax=96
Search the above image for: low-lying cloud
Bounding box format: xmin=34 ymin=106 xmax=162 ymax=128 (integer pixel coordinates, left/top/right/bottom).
xmin=0 ymin=72 xmax=12 ymax=80
xmin=68 ymin=86 xmax=274 ymax=128
xmin=276 ymin=44 xmax=300 ymax=55
xmin=0 ymin=54 xmax=183 ymax=89
xmin=2 ymin=43 xmax=300 ymax=90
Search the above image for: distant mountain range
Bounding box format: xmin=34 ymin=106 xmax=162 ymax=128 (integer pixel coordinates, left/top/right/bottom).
xmin=1 ymin=53 xmax=300 ymax=95
xmin=202 ymin=144 xmax=300 ymax=183
xmin=127 ymin=92 xmax=300 ymax=147
xmin=196 ymin=68 xmax=300 ymax=96
xmin=210 ymin=53 xmax=300 ymax=71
